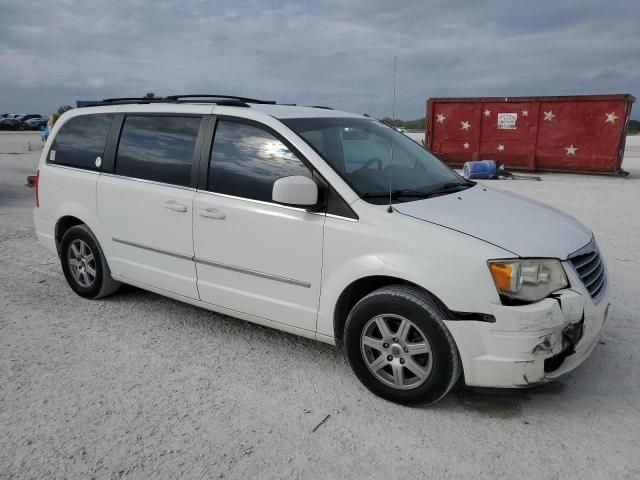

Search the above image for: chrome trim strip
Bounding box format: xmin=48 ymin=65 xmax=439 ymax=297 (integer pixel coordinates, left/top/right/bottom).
xmin=326 ymin=213 xmax=358 ymax=222
xmin=194 ymin=257 xmax=311 ymax=288
xmin=100 ymin=172 xmax=195 ymax=191
xmin=111 ymin=238 xmax=311 ymax=288
xmin=112 ymin=238 xmax=193 ymax=261
xmin=45 ymin=164 xmax=100 ymax=174
xmin=195 ymin=189 xmax=324 ymax=216
xmin=568 ymin=237 xmax=597 ymax=259
xmin=567 ymin=237 xmax=608 ymax=304
xmin=197 ymin=190 xmax=357 ymax=221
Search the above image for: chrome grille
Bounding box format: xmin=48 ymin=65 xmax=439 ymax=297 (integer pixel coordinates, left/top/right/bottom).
xmin=569 ymin=241 xmax=607 ymax=302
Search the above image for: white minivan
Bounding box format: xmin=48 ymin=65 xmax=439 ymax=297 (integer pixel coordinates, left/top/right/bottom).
xmin=33 ymin=95 xmax=608 ymax=405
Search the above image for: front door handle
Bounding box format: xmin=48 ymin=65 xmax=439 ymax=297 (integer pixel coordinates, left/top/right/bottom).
xmin=199 ymin=208 xmax=226 ymax=220
xmin=163 ymin=200 xmax=188 ymax=213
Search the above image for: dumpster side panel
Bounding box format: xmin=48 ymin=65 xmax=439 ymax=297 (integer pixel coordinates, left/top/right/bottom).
xmin=536 ymin=99 xmax=629 ymax=172
xmin=426 ymin=95 xmax=634 ymax=174
xmin=429 ymin=101 xmax=482 ymax=165
xmin=478 ymin=102 xmax=537 ymax=169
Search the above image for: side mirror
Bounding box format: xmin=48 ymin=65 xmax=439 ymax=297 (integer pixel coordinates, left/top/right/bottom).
xmin=272 ymin=175 xmax=318 ymax=207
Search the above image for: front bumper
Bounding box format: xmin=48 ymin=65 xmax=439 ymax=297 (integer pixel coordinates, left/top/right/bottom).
xmin=445 ymin=262 xmax=609 ymax=388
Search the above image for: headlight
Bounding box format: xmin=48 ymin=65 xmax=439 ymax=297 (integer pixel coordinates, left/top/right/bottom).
xmin=488 ymin=259 xmax=568 ymax=303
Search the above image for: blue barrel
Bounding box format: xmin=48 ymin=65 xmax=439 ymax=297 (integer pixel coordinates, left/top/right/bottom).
xmin=463 ymin=160 xmax=498 ymax=179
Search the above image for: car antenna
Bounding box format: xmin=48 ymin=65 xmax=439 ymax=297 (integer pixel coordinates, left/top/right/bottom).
xmin=387 ymin=55 xmax=397 ymax=214
xmin=387 ymin=145 xmax=394 ymax=213
xmin=387 ymin=134 xmax=394 ymax=213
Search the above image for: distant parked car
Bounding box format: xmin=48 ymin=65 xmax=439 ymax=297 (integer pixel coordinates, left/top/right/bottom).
xmin=0 ymin=118 xmax=22 ymax=130
xmin=22 ymin=117 xmax=48 ymax=130
xmin=15 ymin=114 xmax=43 ymax=122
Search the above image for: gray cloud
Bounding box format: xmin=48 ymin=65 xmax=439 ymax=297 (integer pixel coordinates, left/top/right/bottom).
xmin=0 ymin=0 xmax=638 ymax=118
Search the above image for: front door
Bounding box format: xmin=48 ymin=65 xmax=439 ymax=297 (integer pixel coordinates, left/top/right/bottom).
xmin=193 ymin=118 xmax=324 ymax=332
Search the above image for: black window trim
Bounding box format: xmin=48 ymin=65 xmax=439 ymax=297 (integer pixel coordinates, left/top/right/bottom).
xmin=105 ymin=112 xmax=205 ymax=189
xmin=198 ymin=114 xmax=357 ymax=220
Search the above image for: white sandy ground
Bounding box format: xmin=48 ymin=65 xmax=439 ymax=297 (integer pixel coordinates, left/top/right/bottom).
xmin=1 ymin=131 xmax=639 ymax=479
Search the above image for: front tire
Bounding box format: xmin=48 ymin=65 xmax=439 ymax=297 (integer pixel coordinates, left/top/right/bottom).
xmin=344 ymin=285 xmax=461 ymax=405
xmin=60 ymin=224 xmax=120 ymax=299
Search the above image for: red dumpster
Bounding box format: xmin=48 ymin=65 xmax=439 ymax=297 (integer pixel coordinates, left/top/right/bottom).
xmin=425 ymin=94 xmax=635 ymax=174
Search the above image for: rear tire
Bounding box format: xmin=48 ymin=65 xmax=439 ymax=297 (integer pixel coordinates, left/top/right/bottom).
xmin=60 ymin=224 xmax=120 ymax=299
xmin=344 ymin=285 xmax=460 ymax=405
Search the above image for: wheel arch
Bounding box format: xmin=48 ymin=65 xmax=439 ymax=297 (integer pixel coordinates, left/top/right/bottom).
xmin=333 ymin=275 xmax=452 ymax=342
xmin=54 ymin=215 xmax=87 ymax=255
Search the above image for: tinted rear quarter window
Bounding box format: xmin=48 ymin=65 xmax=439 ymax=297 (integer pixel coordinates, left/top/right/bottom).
xmin=49 ymin=114 xmax=113 ymax=170
xmin=115 ymin=116 xmax=201 ymax=187
xmin=208 ymin=120 xmax=311 ymax=202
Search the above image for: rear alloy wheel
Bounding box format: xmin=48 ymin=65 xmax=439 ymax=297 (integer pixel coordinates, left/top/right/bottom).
xmin=67 ymin=239 xmax=97 ymax=288
xmin=344 ymin=285 xmax=461 ymax=405
xmin=60 ymin=224 xmax=120 ymax=299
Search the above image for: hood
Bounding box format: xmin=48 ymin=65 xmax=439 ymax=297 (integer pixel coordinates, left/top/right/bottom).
xmin=393 ymin=184 xmax=592 ymax=259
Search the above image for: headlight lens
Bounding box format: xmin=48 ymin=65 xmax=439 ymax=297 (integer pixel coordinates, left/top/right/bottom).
xmin=488 ymin=259 xmax=568 ymax=303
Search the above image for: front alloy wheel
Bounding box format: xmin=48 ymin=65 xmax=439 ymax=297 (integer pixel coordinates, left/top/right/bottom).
xmin=344 ymin=285 xmax=461 ymax=405
xmin=361 ymin=314 xmax=433 ymax=390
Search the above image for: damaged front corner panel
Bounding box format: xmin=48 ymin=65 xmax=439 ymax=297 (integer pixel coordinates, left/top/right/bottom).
xmin=530 ymin=331 xmax=564 ymax=356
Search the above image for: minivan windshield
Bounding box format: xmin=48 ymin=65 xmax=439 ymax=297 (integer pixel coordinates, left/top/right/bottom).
xmin=283 ymin=117 xmax=473 ymax=204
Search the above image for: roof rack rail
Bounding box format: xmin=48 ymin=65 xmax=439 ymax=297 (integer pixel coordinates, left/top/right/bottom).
xmin=165 ymin=94 xmax=276 ymax=105
xmin=308 ymin=105 xmax=333 ymax=110
xmin=101 ymin=97 xmax=166 ymax=103
xmin=94 ymin=96 xmax=251 ymax=107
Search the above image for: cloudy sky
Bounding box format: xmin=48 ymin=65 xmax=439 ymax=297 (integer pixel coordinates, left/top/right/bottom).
xmin=1 ymin=0 xmax=638 ymax=119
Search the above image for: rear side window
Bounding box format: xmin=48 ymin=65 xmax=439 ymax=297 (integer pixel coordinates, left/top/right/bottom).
xmin=115 ymin=116 xmax=201 ymax=187
xmin=48 ymin=114 xmax=113 ymax=170
xmin=208 ymin=120 xmax=311 ymax=202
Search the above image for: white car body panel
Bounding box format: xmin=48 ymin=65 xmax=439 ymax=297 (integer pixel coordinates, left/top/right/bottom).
xmin=315 ymin=200 xmax=511 ymax=337
xmin=193 ymin=191 xmax=325 ymax=332
xmin=33 ymin=101 xmax=609 ymax=390
xmin=97 ymin=174 xmax=199 ymax=299
xmin=394 ymin=185 xmax=593 ymax=259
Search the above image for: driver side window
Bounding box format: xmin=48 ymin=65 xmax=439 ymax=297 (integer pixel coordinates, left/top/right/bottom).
xmin=208 ymin=120 xmax=312 ymax=203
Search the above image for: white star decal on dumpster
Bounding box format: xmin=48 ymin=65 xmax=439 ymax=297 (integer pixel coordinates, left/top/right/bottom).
xmin=521 ymin=110 xmax=529 ymax=117
xmin=463 ymin=142 xmax=470 ymax=149
xmin=497 ymin=144 xmax=505 ymax=151
xmin=544 ymin=111 xmax=556 ymax=121
xmin=436 ymin=113 xmax=446 ymax=123
xmin=460 ymin=121 xmax=471 ymax=131
xmin=565 ymin=144 xmax=578 ymax=155
xmin=483 ymin=109 xmax=491 ymax=117
xmin=605 ymin=112 xmax=619 ymax=124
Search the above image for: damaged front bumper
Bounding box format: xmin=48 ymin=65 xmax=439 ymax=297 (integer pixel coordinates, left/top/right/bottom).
xmin=445 ymin=263 xmax=609 ymax=388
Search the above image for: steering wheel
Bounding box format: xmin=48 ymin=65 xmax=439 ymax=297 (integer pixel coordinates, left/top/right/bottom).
xmin=356 ymin=157 xmax=383 ymax=172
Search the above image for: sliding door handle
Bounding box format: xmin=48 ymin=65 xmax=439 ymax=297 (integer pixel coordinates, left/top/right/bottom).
xmin=163 ymin=201 xmax=188 ymax=213
xmin=199 ymin=208 xmax=226 ymax=220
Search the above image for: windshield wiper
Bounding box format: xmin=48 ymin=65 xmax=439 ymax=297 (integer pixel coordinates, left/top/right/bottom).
xmin=361 ymin=182 xmax=473 ymax=200
xmin=421 ymin=182 xmax=474 ymax=197
xmin=361 ymin=189 xmax=433 ymax=199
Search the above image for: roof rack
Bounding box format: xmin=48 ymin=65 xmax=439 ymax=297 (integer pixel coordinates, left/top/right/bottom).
xmin=96 ymin=96 xmax=251 ymax=107
xmin=165 ymin=94 xmax=276 ymax=105
xmin=85 ymin=96 xmax=333 ymax=110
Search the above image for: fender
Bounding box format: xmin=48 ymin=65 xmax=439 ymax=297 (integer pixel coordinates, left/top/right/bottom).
xmin=316 ymin=248 xmax=508 ymax=338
